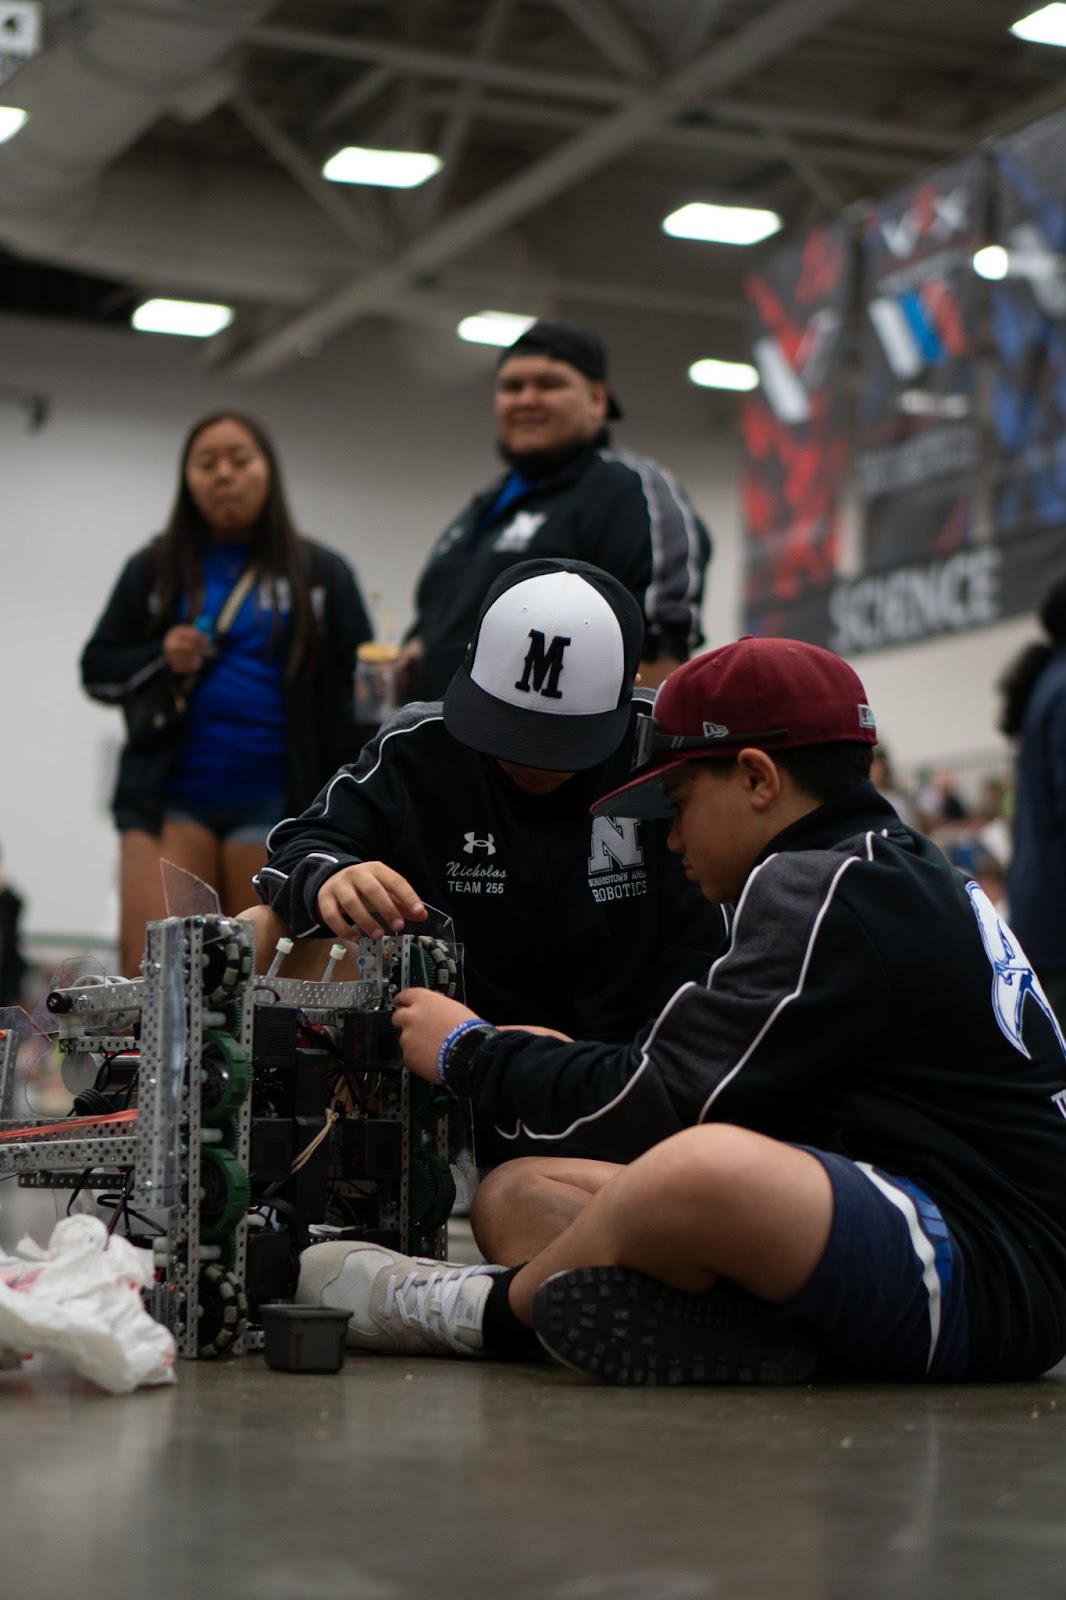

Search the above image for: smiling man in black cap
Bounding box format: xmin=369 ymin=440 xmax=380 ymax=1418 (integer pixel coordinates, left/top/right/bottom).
xmin=401 ymin=320 xmax=712 ymax=700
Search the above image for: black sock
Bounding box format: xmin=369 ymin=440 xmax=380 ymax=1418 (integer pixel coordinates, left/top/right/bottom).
xmin=481 ymin=1265 xmax=543 ymax=1358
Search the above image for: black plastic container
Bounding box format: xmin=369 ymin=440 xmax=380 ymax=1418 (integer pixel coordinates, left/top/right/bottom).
xmin=259 ymin=1304 xmax=349 ymax=1373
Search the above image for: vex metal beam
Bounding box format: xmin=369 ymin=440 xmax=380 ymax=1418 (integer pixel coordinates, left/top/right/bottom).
xmin=226 ymin=0 xmax=868 ymax=379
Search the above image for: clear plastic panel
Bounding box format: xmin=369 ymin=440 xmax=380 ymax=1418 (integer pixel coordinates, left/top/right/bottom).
xmin=160 ymin=859 xmax=221 ymax=918
xmin=0 ymin=1005 xmax=63 ymax=1120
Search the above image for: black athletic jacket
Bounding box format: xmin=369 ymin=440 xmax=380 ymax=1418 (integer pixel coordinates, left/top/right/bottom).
xmin=81 ymin=539 xmax=371 ymax=832
xmin=254 ymin=700 xmax=727 ymax=1042
xmin=409 ymin=432 xmax=712 ymax=699
xmin=458 ymin=784 xmax=1066 ymax=1379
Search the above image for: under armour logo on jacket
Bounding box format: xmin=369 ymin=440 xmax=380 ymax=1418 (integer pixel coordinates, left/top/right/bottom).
xmin=463 ymin=832 xmax=497 ymax=856
xmin=515 ymin=630 xmax=571 ymax=699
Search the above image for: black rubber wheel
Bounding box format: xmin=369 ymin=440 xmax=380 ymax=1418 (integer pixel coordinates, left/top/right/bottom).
xmin=409 ymin=1151 xmax=456 ymax=1235
xmin=197 ymin=1263 xmax=248 ymax=1358
xmin=199 ymin=916 xmax=254 ymax=1006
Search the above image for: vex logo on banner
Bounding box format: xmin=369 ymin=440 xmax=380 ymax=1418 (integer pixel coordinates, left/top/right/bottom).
xmin=754 ymin=308 xmax=842 ymax=426
xmin=880 ymin=183 xmax=972 ymax=258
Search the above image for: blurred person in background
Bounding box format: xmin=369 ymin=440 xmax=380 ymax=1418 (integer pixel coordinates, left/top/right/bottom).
xmin=869 ymin=744 xmax=915 ymax=827
xmin=81 ymin=412 xmax=372 ymax=976
xmin=400 ymin=321 xmax=712 ymax=699
xmin=999 ymin=572 xmax=1066 ymax=1019
xmin=0 ymin=846 xmax=27 ymax=1007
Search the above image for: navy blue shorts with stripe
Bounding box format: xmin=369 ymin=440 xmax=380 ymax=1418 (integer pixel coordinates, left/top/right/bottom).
xmin=781 ymin=1149 xmax=970 ymax=1381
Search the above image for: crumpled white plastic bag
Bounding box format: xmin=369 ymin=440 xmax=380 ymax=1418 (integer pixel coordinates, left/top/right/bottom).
xmin=0 ymin=1213 xmax=176 ymax=1393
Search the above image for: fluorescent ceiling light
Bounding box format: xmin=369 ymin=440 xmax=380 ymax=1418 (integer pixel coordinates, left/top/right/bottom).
xmin=322 ymin=146 xmax=442 ymax=188
xmin=689 ymin=358 xmax=759 ymax=392
xmin=457 ymin=310 xmax=537 ymax=347
xmin=973 ymin=245 xmax=1010 ymax=280
xmin=131 ymin=298 xmax=234 ymax=337
xmin=663 ymin=202 xmax=782 ymax=246
xmin=0 ymin=107 xmax=28 ymax=144
xmin=1011 ymin=4 xmax=1066 ymax=45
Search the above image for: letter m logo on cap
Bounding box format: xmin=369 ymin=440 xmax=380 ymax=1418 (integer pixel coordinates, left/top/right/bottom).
xmin=515 ymin=630 xmax=571 ymax=700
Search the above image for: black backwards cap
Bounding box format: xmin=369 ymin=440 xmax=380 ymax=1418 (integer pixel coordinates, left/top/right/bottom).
xmin=498 ymin=320 xmax=624 ymax=421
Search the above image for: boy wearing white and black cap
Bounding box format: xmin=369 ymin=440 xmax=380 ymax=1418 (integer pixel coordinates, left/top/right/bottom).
xmin=302 ymin=636 xmax=1066 ymax=1389
xmin=252 ymin=560 xmax=725 ymax=1139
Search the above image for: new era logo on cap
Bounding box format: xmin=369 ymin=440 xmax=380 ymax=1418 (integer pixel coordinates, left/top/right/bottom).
xmin=442 ymin=559 xmax=644 ymax=771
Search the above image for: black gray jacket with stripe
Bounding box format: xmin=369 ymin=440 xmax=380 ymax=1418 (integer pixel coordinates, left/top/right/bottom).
xmin=408 ymin=430 xmax=712 ymax=700
xmin=459 ymin=781 xmax=1066 ymax=1379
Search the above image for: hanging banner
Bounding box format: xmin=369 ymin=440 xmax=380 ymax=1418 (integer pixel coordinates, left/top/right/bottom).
xmin=740 ymin=221 xmax=852 ymax=643
xmin=849 ymin=156 xmax=986 ymax=638
xmin=988 ymin=106 xmax=1066 ymax=618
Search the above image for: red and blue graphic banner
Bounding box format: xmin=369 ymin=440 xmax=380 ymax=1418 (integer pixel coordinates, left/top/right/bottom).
xmin=856 ymin=157 xmax=984 ymax=574
xmin=740 ymin=221 xmax=852 ymax=642
xmin=987 ymin=107 xmax=1066 ymax=618
xmin=824 ymin=156 xmax=993 ymax=654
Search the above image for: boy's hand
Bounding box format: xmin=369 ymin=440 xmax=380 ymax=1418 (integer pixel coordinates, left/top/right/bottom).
xmin=392 ymin=989 xmax=479 ymax=1083
xmin=317 ymin=863 xmax=429 ymax=940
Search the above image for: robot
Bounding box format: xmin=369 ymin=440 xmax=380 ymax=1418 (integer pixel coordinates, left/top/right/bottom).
xmin=0 ymin=912 xmax=462 ymax=1359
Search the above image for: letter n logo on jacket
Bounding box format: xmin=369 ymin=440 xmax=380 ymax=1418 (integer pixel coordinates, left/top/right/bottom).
xmin=588 ymin=817 xmax=644 ymax=874
xmin=515 ymin=630 xmax=571 ymax=699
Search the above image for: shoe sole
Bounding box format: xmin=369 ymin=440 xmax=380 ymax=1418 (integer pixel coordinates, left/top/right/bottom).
xmin=533 ymin=1266 xmax=816 ymax=1387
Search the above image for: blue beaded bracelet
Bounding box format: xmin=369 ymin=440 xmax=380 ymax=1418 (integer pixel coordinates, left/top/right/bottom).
xmin=437 ymin=1017 xmax=488 ymax=1086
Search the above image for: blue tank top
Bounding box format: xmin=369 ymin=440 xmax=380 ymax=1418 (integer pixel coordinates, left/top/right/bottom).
xmin=165 ymin=545 xmax=288 ymax=805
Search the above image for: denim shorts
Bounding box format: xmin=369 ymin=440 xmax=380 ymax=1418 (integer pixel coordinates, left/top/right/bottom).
xmin=161 ymin=793 xmax=284 ymax=845
xmin=783 ymin=1148 xmax=970 ymax=1381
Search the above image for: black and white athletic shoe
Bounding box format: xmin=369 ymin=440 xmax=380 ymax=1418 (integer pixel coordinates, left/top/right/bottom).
xmin=532 ymin=1266 xmax=817 ymax=1386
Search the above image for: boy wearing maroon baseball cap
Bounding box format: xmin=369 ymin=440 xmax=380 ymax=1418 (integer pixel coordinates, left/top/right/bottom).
xmin=300 ymin=637 xmax=1066 ymax=1389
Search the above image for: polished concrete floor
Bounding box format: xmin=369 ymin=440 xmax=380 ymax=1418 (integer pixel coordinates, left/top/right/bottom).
xmin=3 ymin=1192 xmax=1066 ymax=1600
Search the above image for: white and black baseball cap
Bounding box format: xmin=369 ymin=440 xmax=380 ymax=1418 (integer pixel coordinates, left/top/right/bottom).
xmin=442 ymin=559 xmax=644 ymax=770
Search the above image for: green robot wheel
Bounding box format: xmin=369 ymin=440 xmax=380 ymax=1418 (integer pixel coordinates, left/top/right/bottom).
xmin=199 ymin=1146 xmax=251 ymax=1242
xmin=200 ymin=1030 xmax=252 ymax=1125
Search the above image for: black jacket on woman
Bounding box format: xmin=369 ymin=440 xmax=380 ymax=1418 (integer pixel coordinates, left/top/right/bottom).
xmin=81 ymin=538 xmax=372 ymax=833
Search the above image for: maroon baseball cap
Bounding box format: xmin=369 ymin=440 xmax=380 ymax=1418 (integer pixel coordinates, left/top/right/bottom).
xmin=592 ymin=636 xmax=877 ymax=819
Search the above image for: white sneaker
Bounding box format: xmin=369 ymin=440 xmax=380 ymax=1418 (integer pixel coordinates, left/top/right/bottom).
xmin=295 ymin=1241 xmax=501 ymax=1357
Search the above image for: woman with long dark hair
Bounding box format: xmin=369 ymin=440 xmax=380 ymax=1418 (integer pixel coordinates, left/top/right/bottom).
xmin=998 ymin=572 xmax=1066 ymax=1020
xmin=82 ymin=412 xmax=372 ymax=975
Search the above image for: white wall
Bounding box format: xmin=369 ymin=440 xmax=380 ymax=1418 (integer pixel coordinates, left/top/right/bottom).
xmin=0 ymin=307 xmax=1033 ymax=940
